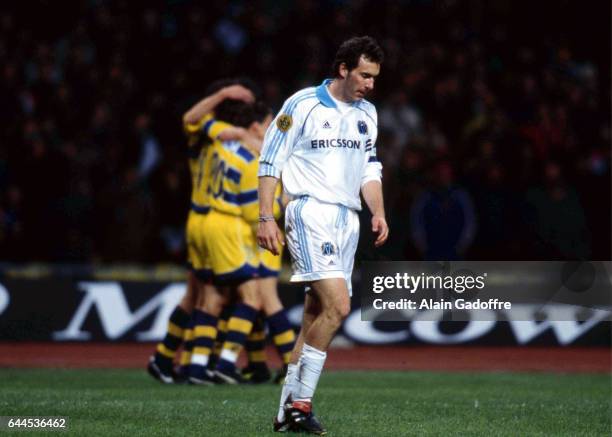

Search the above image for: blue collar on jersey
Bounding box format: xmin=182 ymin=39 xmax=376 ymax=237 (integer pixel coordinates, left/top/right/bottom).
xmin=316 ymin=79 xmax=361 ymax=109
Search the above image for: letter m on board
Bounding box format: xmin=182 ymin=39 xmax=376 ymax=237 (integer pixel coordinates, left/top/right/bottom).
xmin=53 ymin=282 xmax=185 ymax=341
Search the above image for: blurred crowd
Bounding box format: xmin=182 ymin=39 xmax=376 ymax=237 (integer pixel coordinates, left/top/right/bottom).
xmin=0 ymin=0 xmax=609 ymax=263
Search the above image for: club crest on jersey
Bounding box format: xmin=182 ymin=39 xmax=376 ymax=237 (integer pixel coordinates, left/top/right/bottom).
xmin=277 ymin=114 xmax=293 ymax=132
xmin=321 ymin=242 xmax=335 ymax=256
xmin=357 ymin=120 xmax=368 ymax=135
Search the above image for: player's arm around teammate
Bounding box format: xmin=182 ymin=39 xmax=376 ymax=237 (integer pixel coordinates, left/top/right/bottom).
xmin=183 ymin=84 xmax=254 ymax=126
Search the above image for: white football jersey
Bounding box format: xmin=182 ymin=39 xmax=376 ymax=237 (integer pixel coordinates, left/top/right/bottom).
xmin=259 ymin=79 xmax=382 ymax=211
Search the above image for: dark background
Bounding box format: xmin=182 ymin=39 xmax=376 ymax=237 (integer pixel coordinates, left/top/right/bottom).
xmin=0 ymin=0 xmax=609 ymax=264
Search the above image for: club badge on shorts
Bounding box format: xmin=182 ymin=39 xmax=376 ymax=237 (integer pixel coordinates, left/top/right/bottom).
xmin=321 ymin=242 xmax=336 ymax=256
xmin=277 ymin=114 xmax=293 ymax=132
xmin=357 ymin=120 xmax=368 ymax=135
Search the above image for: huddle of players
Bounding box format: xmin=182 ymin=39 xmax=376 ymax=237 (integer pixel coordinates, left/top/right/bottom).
xmin=147 ymin=79 xmax=296 ymax=385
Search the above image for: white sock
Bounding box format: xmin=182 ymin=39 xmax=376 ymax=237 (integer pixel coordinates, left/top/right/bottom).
xmin=277 ymin=363 xmax=298 ymax=422
xmin=294 ymin=343 xmax=327 ymax=403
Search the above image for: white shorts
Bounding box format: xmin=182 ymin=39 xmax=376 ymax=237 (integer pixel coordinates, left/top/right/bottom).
xmin=285 ymin=196 xmax=360 ymax=296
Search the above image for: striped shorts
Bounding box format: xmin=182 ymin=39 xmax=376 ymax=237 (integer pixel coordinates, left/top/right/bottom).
xmin=284 ymin=196 xmax=360 ymax=296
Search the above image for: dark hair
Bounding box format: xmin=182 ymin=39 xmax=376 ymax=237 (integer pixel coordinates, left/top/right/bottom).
xmin=331 ymin=36 xmax=384 ymax=77
xmin=216 ymin=100 xmax=271 ymax=128
xmin=249 ymin=101 xmax=273 ymax=124
xmin=205 ymin=77 xmax=266 ymax=128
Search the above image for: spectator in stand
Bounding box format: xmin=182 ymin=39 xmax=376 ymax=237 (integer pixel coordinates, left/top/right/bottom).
xmin=525 ymin=161 xmax=591 ymax=260
xmin=0 ymin=1 xmax=608 ymax=262
xmin=410 ymin=160 xmax=477 ymax=260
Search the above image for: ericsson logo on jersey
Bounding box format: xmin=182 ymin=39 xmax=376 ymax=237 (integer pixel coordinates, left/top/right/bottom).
xmin=311 ymin=138 xmax=361 ymax=149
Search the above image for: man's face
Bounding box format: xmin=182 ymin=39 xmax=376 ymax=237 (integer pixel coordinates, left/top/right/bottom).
xmin=341 ymin=55 xmax=380 ymax=101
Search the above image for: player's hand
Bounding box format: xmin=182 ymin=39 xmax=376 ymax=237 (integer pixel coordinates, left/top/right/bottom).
xmin=371 ymin=215 xmax=389 ymax=247
xmin=221 ymin=85 xmax=255 ymax=103
xmin=257 ymin=220 xmax=285 ymax=255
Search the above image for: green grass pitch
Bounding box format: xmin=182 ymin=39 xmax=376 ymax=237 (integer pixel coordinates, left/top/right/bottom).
xmin=0 ymin=369 xmax=609 ymax=436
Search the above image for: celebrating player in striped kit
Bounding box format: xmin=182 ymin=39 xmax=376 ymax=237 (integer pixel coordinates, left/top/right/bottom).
xmin=257 ymin=36 xmax=388 ymax=434
xmin=147 ymin=82 xmax=254 ymax=384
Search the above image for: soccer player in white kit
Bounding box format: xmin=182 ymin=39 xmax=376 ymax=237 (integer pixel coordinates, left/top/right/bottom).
xmin=257 ymin=36 xmax=388 ymax=435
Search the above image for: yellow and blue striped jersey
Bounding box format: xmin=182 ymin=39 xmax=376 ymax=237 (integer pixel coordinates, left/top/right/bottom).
xmin=184 ymin=114 xmax=232 ymax=212
xmin=207 ymin=140 xmax=259 ymax=221
xmin=207 ymin=139 xmax=282 ymax=224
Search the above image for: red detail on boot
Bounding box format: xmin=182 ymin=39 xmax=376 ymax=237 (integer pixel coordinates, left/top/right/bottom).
xmin=292 ymin=401 xmax=312 ymax=414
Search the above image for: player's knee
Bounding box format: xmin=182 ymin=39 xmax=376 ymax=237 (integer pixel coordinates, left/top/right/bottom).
xmin=241 ymin=289 xmax=262 ymax=310
xmin=243 ymin=295 xmax=261 ymax=311
xmin=324 ymin=300 xmax=350 ymax=326
xmin=238 ymin=279 xmax=262 ymax=310
xmin=335 ymin=299 xmax=351 ymax=320
xmin=260 ymin=292 xmax=282 ymax=315
xmin=180 ymin=285 xmax=197 ymax=312
xmin=202 ymin=293 xmax=224 ymax=316
xmin=179 ymin=294 xmax=195 ymax=313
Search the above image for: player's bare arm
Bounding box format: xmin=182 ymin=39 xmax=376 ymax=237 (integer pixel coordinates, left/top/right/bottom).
xmin=361 ymin=180 xmax=388 ymax=247
xmin=217 ymin=127 xmax=263 ymax=153
xmin=257 ymin=175 xmax=285 ymax=255
xmin=182 ymin=84 xmax=255 ymax=126
xmin=217 ymin=126 xmax=247 ymax=142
